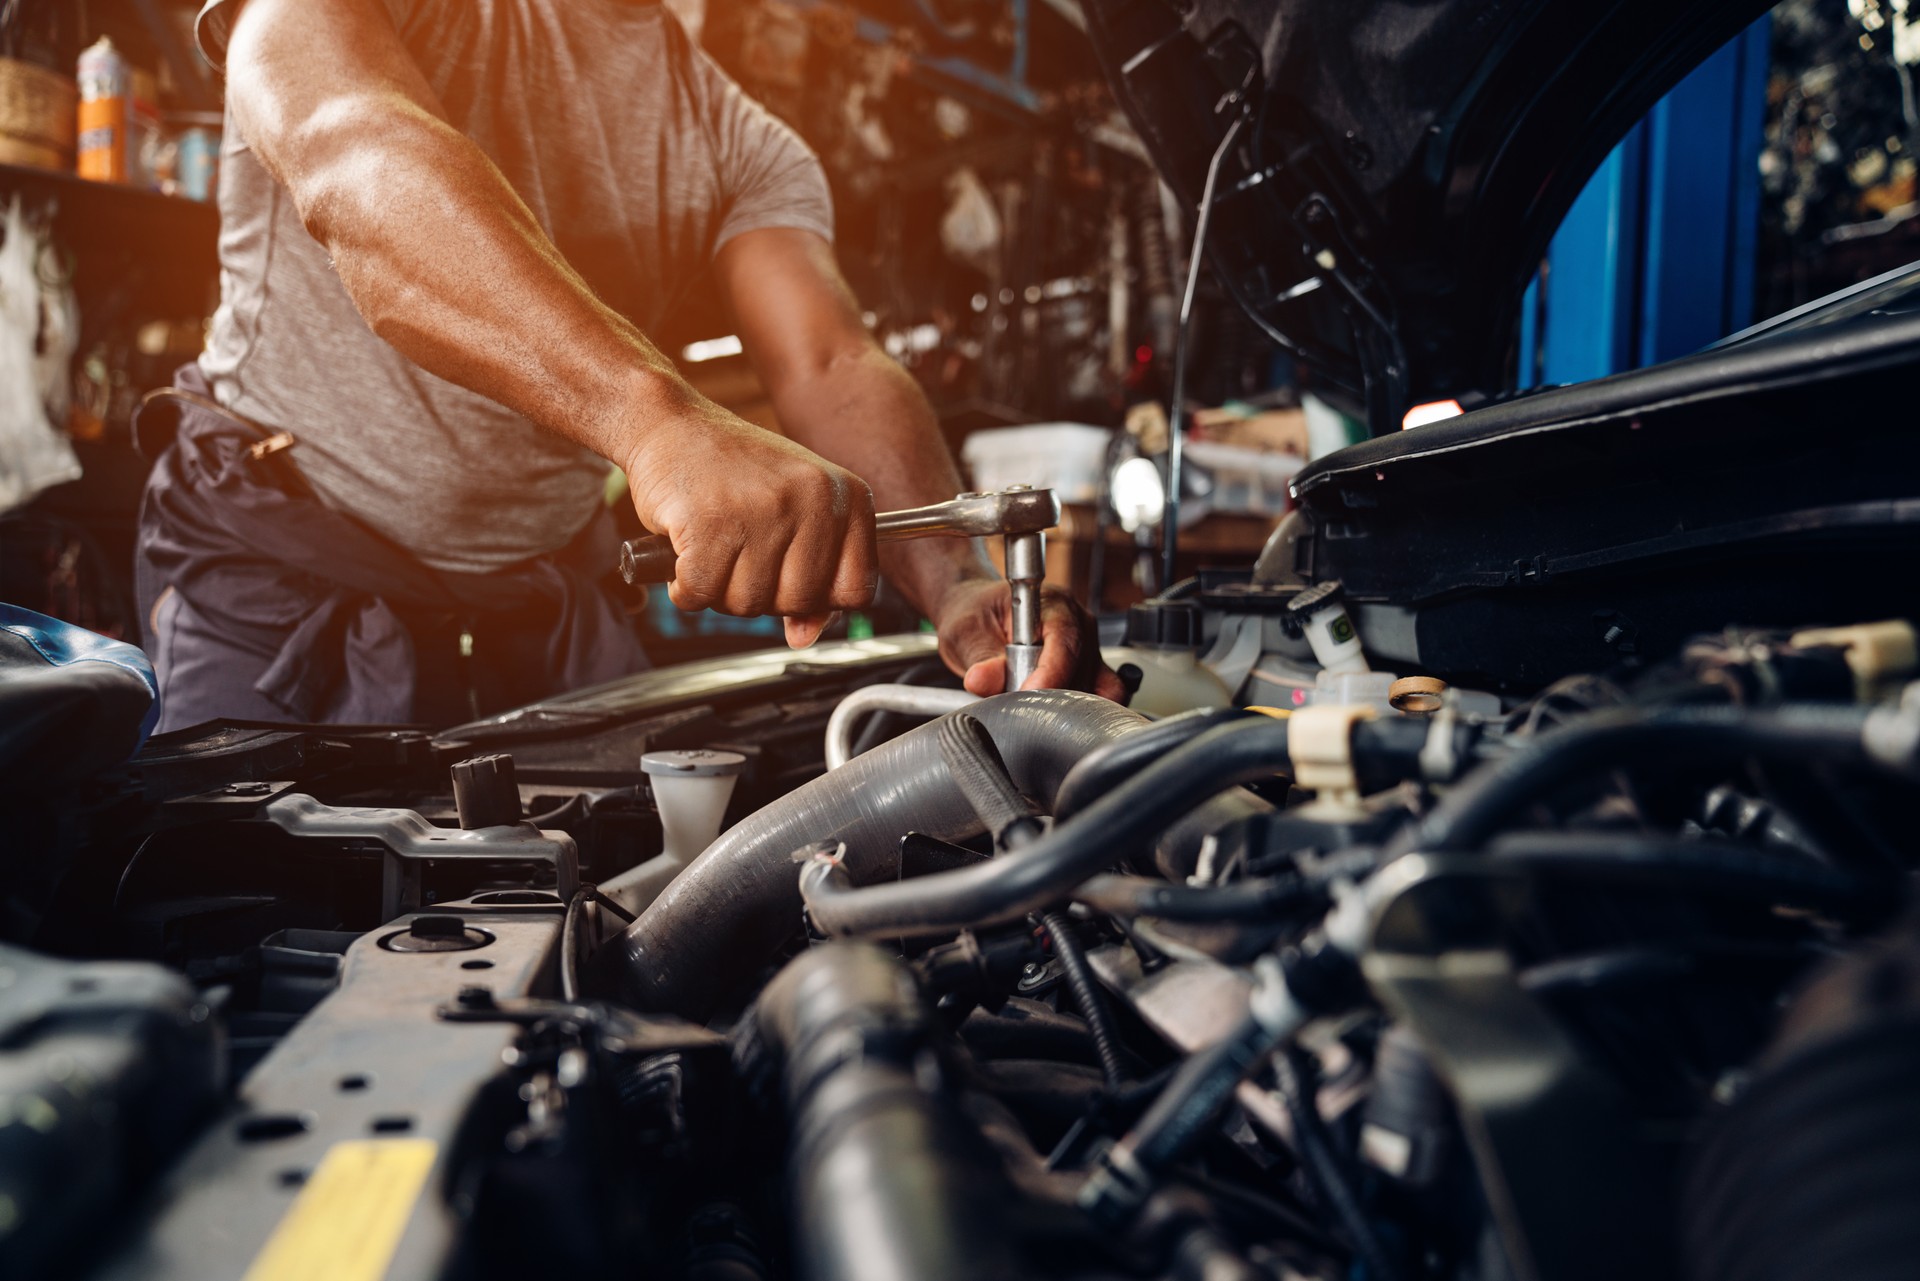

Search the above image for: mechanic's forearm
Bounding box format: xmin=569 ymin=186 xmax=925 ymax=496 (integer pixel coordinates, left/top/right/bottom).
xmin=770 ymin=346 xmax=995 ymax=615
xmin=226 ymin=7 xmax=693 ymax=467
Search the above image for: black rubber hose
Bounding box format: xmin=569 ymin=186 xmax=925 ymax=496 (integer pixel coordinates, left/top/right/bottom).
xmin=611 ymin=691 xmax=1272 ymax=1020
xmin=1399 ymin=705 xmax=1898 ymax=856
xmin=1054 ymin=708 xmax=1253 ymax=822
xmin=935 ymin=717 xmax=1130 ymax=1089
xmin=1072 ymin=873 xmax=1321 ymax=922
xmin=939 ymin=712 xmax=1042 ymax=850
xmin=800 ymin=716 xmax=1291 ymax=940
xmin=1274 ymin=1049 xmax=1406 ymax=1281
xmin=1043 ymin=912 xmax=1128 ymax=1091
xmin=1486 ymin=832 xmax=1886 ymax=916
xmin=756 ymin=943 xmax=1032 ymax=1281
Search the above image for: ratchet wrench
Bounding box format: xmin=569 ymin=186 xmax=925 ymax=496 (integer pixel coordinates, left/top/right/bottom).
xmin=616 ymin=486 xmax=1059 ymax=692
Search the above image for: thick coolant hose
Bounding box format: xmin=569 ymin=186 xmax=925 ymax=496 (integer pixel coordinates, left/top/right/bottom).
xmin=799 ymin=716 xmax=1291 ymax=940
xmin=1400 ymin=704 xmax=1918 ymax=856
xmin=755 ymin=943 xmax=1031 ymax=1281
xmin=602 ymin=690 xmax=1268 ymax=1018
xmin=1682 ymin=914 xmax=1920 ymax=1281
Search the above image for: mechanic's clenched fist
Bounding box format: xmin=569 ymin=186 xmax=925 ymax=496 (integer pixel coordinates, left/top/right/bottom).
xmin=932 ymin=574 xmax=1127 ymax=701
xmin=623 ymin=389 xmax=877 ymax=646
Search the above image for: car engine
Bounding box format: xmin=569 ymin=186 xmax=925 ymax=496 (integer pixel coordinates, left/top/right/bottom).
xmin=9 ymin=524 xmax=1920 ymax=1281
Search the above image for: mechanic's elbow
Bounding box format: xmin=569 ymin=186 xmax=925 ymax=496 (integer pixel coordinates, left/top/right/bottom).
xmin=279 ymin=98 xmax=444 ymax=250
xmin=788 ymin=337 xmax=890 ymax=392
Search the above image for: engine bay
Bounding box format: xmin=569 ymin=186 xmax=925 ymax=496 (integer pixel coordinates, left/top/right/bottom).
xmin=9 ymin=566 xmax=1920 ymax=1280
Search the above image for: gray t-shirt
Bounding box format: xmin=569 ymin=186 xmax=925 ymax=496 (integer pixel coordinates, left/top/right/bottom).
xmin=194 ymin=0 xmax=833 ymax=572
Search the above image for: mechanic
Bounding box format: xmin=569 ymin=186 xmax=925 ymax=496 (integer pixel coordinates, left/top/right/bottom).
xmin=133 ymin=0 xmax=1122 ymax=731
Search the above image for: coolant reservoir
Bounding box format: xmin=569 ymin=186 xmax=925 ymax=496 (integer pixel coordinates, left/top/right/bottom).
xmin=642 ymin=749 xmax=748 ymax=871
xmin=1104 ymin=600 xmax=1232 ymax=718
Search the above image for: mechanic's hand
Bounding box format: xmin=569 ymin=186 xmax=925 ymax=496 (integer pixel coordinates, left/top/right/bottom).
xmin=932 ymin=575 xmax=1127 ymax=701
xmin=624 ymin=393 xmax=877 ymax=649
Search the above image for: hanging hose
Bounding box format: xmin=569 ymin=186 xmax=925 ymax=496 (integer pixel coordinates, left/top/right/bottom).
xmin=931 ymin=713 xmax=1132 ymax=1091
xmin=799 ymin=715 xmax=1291 ymax=940
xmin=939 ymin=712 xmax=1043 ymax=850
xmin=1043 ymin=911 xmax=1128 ymax=1091
xmin=1274 ymin=1049 xmax=1406 ymax=1281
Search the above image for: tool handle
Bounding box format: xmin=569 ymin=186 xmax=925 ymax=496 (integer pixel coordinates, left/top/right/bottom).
xmin=618 ymin=534 xmax=679 ymax=585
xmin=617 ymin=487 xmax=1059 ymax=586
xmin=618 ymin=519 xmax=940 ymax=586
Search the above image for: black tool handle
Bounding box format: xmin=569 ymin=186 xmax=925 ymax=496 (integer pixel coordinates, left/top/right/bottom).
xmin=618 ymin=534 xmax=678 ymax=585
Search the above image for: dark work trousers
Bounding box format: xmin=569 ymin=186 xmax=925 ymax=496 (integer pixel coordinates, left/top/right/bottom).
xmin=133 ymin=368 xmax=648 ymax=732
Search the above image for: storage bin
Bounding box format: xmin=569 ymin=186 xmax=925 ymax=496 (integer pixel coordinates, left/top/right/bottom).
xmin=960 ymin=423 xmax=1113 ymax=503
xmin=1183 ymin=438 xmax=1303 ymax=516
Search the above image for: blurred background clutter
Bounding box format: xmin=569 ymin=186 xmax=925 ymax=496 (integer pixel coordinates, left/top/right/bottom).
xmin=3 ymin=0 xmax=1917 ymax=658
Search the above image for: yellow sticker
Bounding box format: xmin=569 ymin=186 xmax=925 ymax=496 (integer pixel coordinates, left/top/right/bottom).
xmin=242 ymin=1139 xmax=438 ymax=1281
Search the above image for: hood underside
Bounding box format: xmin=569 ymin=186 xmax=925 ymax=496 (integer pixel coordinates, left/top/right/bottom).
xmin=1083 ymin=0 xmax=1774 ymax=429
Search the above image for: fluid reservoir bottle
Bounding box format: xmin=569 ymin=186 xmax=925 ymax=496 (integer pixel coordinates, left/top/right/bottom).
xmin=642 ymin=749 xmax=747 ymax=871
xmin=1104 ymin=600 xmax=1232 ymax=717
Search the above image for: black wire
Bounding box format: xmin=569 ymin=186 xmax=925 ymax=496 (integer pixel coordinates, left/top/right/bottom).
xmin=557 ymin=883 xmax=633 ymax=1002
xmin=525 ymin=792 xmax=591 ymax=830
xmin=1163 ymin=111 xmax=1249 ymax=588
xmin=1274 ymin=1049 xmax=1406 ymax=1281
xmin=1043 ymin=911 xmax=1129 ymax=1091
xmin=560 ymin=886 xmax=590 ymax=1002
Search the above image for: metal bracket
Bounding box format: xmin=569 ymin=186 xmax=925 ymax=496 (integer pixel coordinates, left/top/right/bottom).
xmin=263 ymin=794 xmax=579 ymax=920
xmin=1360 ymin=854 xmax=1671 ymax=1281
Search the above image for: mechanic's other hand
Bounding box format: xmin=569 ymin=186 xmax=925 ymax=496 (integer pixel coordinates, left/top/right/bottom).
xmin=932 ymin=576 xmax=1127 ymax=701
xmin=624 ymin=393 xmax=877 ymax=643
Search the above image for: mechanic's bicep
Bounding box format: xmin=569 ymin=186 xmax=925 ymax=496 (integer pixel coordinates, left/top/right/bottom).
xmin=223 ymin=0 xmax=451 ymax=204
xmin=715 ymin=228 xmax=877 ymax=397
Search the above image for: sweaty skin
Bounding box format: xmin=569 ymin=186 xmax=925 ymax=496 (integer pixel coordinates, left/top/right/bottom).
xmin=223 ymin=0 xmax=1121 ymax=699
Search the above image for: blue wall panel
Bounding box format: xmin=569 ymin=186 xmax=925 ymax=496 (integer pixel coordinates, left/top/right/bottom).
xmin=1519 ymin=17 xmax=1771 ymax=387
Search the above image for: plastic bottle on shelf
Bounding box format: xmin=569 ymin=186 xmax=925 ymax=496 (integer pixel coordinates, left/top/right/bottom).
xmin=76 ymin=37 xmax=129 ymax=184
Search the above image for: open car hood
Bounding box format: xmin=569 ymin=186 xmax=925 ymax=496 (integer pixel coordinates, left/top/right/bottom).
xmin=1083 ymin=0 xmax=1774 ymax=430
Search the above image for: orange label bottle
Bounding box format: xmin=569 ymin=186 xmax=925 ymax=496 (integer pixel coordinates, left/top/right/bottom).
xmin=77 ymin=37 xmax=129 ymax=184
